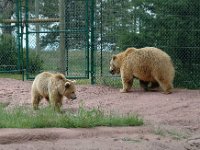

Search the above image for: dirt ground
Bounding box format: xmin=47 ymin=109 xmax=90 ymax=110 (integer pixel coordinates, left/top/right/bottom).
xmin=0 ymin=78 xmax=200 ymax=150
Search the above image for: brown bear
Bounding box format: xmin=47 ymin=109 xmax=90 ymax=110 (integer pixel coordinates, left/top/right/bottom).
xmin=109 ymin=47 xmax=175 ymax=94
xmin=31 ymin=72 xmax=77 ymax=112
xmin=139 ymin=80 xmax=159 ymax=91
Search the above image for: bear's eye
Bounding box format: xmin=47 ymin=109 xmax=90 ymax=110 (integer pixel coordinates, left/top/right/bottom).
xmin=71 ymin=92 xmax=75 ymax=94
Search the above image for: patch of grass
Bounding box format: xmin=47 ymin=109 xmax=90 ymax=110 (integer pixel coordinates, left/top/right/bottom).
xmin=166 ymin=129 xmax=188 ymax=140
xmin=154 ymin=127 xmax=166 ymax=137
xmin=153 ymin=126 xmax=188 ymax=140
xmin=0 ymin=105 xmax=143 ymax=128
xmin=121 ymin=137 xmax=141 ymax=143
xmin=0 ymin=73 xmax=22 ymax=80
xmin=76 ymin=79 xmax=90 ymax=85
xmin=96 ymin=76 xmax=141 ymax=89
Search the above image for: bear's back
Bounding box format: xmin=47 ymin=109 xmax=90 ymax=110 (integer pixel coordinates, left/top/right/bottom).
xmin=32 ymin=72 xmax=53 ymax=95
xmin=128 ymin=47 xmax=172 ymax=65
xmin=139 ymin=47 xmax=171 ymax=60
xmin=124 ymin=47 xmax=174 ymax=80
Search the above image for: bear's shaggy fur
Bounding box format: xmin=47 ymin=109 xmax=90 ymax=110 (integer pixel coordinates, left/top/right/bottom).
xmin=31 ymin=72 xmax=77 ymax=112
xmin=109 ymin=47 xmax=175 ymax=94
xmin=139 ymin=80 xmax=159 ymax=91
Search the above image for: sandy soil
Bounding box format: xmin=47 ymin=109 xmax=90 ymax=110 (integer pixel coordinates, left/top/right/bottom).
xmin=0 ymin=78 xmax=200 ymax=150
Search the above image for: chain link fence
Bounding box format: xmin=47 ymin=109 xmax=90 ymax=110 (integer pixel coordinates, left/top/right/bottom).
xmin=24 ymin=0 xmax=90 ymax=79
xmin=0 ymin=0 xmax=21 ymax=74
xmin=0 ymin=0 xmax=199 ymax=89
xmin=94 ymin=0 xmax=200 ymax=89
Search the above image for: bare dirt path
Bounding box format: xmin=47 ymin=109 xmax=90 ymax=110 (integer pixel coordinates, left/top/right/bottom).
xmin=0 ymin=78 xmax=200 ymax=150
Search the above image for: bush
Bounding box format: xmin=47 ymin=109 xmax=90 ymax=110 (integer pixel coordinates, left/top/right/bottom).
xmin=0 ymin=34 xmax=18 ymax=71
xmin=23 ymin=50 xmax=44 ymax=73
xmin=0 ymin=35 xmax=43 ymax=73
xmin=117 ymin=31 xmax=155 ymax=51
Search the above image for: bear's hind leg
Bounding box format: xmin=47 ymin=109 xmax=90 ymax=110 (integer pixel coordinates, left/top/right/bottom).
xmin=156 ymin=78 xmax=173 ymax=94
xmin=149 ymin=82 xmax=159 ymax=89
xmin=139 ymin=80 xmax=149 ymax=91
xmin=162 ymin=83 xmax=173 ymax=94
xmin=127 ymin=78 xmax=134 ymax=91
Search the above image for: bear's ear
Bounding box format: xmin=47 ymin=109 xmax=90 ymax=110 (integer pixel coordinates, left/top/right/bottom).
xmin=112 ymin=55 xmax=117 ymax=60
xmin=65 ymin=82 xmax=71 ymax=88
xmin=71 ymin=80 xmax=76 ymax=83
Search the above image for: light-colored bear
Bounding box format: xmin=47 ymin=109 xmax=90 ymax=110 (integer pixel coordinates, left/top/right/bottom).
xmin=31 ymin=72 xmax=77 ymax=112
xmin=109 ymin=47 xmax=175 ymax=94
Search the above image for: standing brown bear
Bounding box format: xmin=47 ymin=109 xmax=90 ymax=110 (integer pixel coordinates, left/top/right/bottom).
xmin=109 ymin=47 xmax=175 ymax=94
xmin=31 ymin=72 xmax=77 ymax=112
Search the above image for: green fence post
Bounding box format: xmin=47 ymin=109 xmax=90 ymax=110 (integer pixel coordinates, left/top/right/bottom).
xmin=90 ymin=0 xmax=96 ymax=84
xmin=25 ymin=0 xmax=29 ymax=79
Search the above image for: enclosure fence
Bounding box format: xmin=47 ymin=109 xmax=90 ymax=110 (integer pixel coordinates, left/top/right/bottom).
xmin=0 ymin=0 xmax=199 ymax=88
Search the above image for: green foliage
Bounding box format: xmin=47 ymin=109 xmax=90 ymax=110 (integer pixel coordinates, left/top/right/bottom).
xmin=96 ymin=0 xmax=200 ymax=88
xmin=1 ymin=0 xmax=199 ymax=89
xmin=0 ymin=35 xmax=43 ymax=74
xmin=28 ymin=52 xmax=44 ymax=73
xmin=149 ymin=0 xmax=200 ymax=88
xmin=153 ymin=126 xmax=188 ymax=140
xmin=96 ymin=76 xmax=140 ymax=89
xmin=0 ymin=34 xmax=18 ymax=71
xmin=117 ymin=31 xmax=155 ymax=50
xmin=22 ymin=50 xmax=44 ymax=73
xmin=0 ymin=104 xmax=143 ymax=128
xmin=0 ymin=73 xmax=22 ymax=80
xmin=174 ymin=63 xmax=200 ymax=89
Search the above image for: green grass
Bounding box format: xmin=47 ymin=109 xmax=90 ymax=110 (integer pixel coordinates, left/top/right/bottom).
xmin=40 ymin=50 xmax=88 ymax=75
xmin=76 ymin=79 xmax=90 ymax=84
xmin=0 ymin=104 xmax=143 ymax=128
xmin=153 ymin=126 xmax=189 ymax=140
xmin=0 ymin=73 xmax=23 ymax=80
xmin=96 ymin=76 xmax=141 ymax=89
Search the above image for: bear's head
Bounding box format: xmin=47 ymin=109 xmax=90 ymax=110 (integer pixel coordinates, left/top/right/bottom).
xmin=64 ymin=80 xmax=77 ymax=100
xmin=109 ymin=55 xmax=121 ymax=75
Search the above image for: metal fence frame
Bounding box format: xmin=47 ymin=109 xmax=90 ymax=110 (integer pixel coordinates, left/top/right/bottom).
xmin=0 ymin=0 xmax=199 ymax=89
xmin=22 ymin=0 xmax=95 ymax=82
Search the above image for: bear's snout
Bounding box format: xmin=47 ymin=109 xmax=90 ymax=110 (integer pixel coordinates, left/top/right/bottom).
xmin=109 ymin=69 xmax=115 ymax=75
xmin=71 ymin=94 xmax=77 ymax=100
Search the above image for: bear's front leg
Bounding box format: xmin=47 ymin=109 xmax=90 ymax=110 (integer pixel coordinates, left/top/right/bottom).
xmin=49 ymin=93 xmax=62 ymax=112
xmin=120 ymin=71 xmax=133 ymax=93
xmin=31 ymin=93 xmax=42 ymax=110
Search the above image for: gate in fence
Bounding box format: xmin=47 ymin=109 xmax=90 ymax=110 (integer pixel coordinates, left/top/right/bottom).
xmin=0 ymin=0 xmax=200 ymax=88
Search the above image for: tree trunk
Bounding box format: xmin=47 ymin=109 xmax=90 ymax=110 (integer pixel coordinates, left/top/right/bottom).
xmin=0 ymin=0 xmax=14 ymax=34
